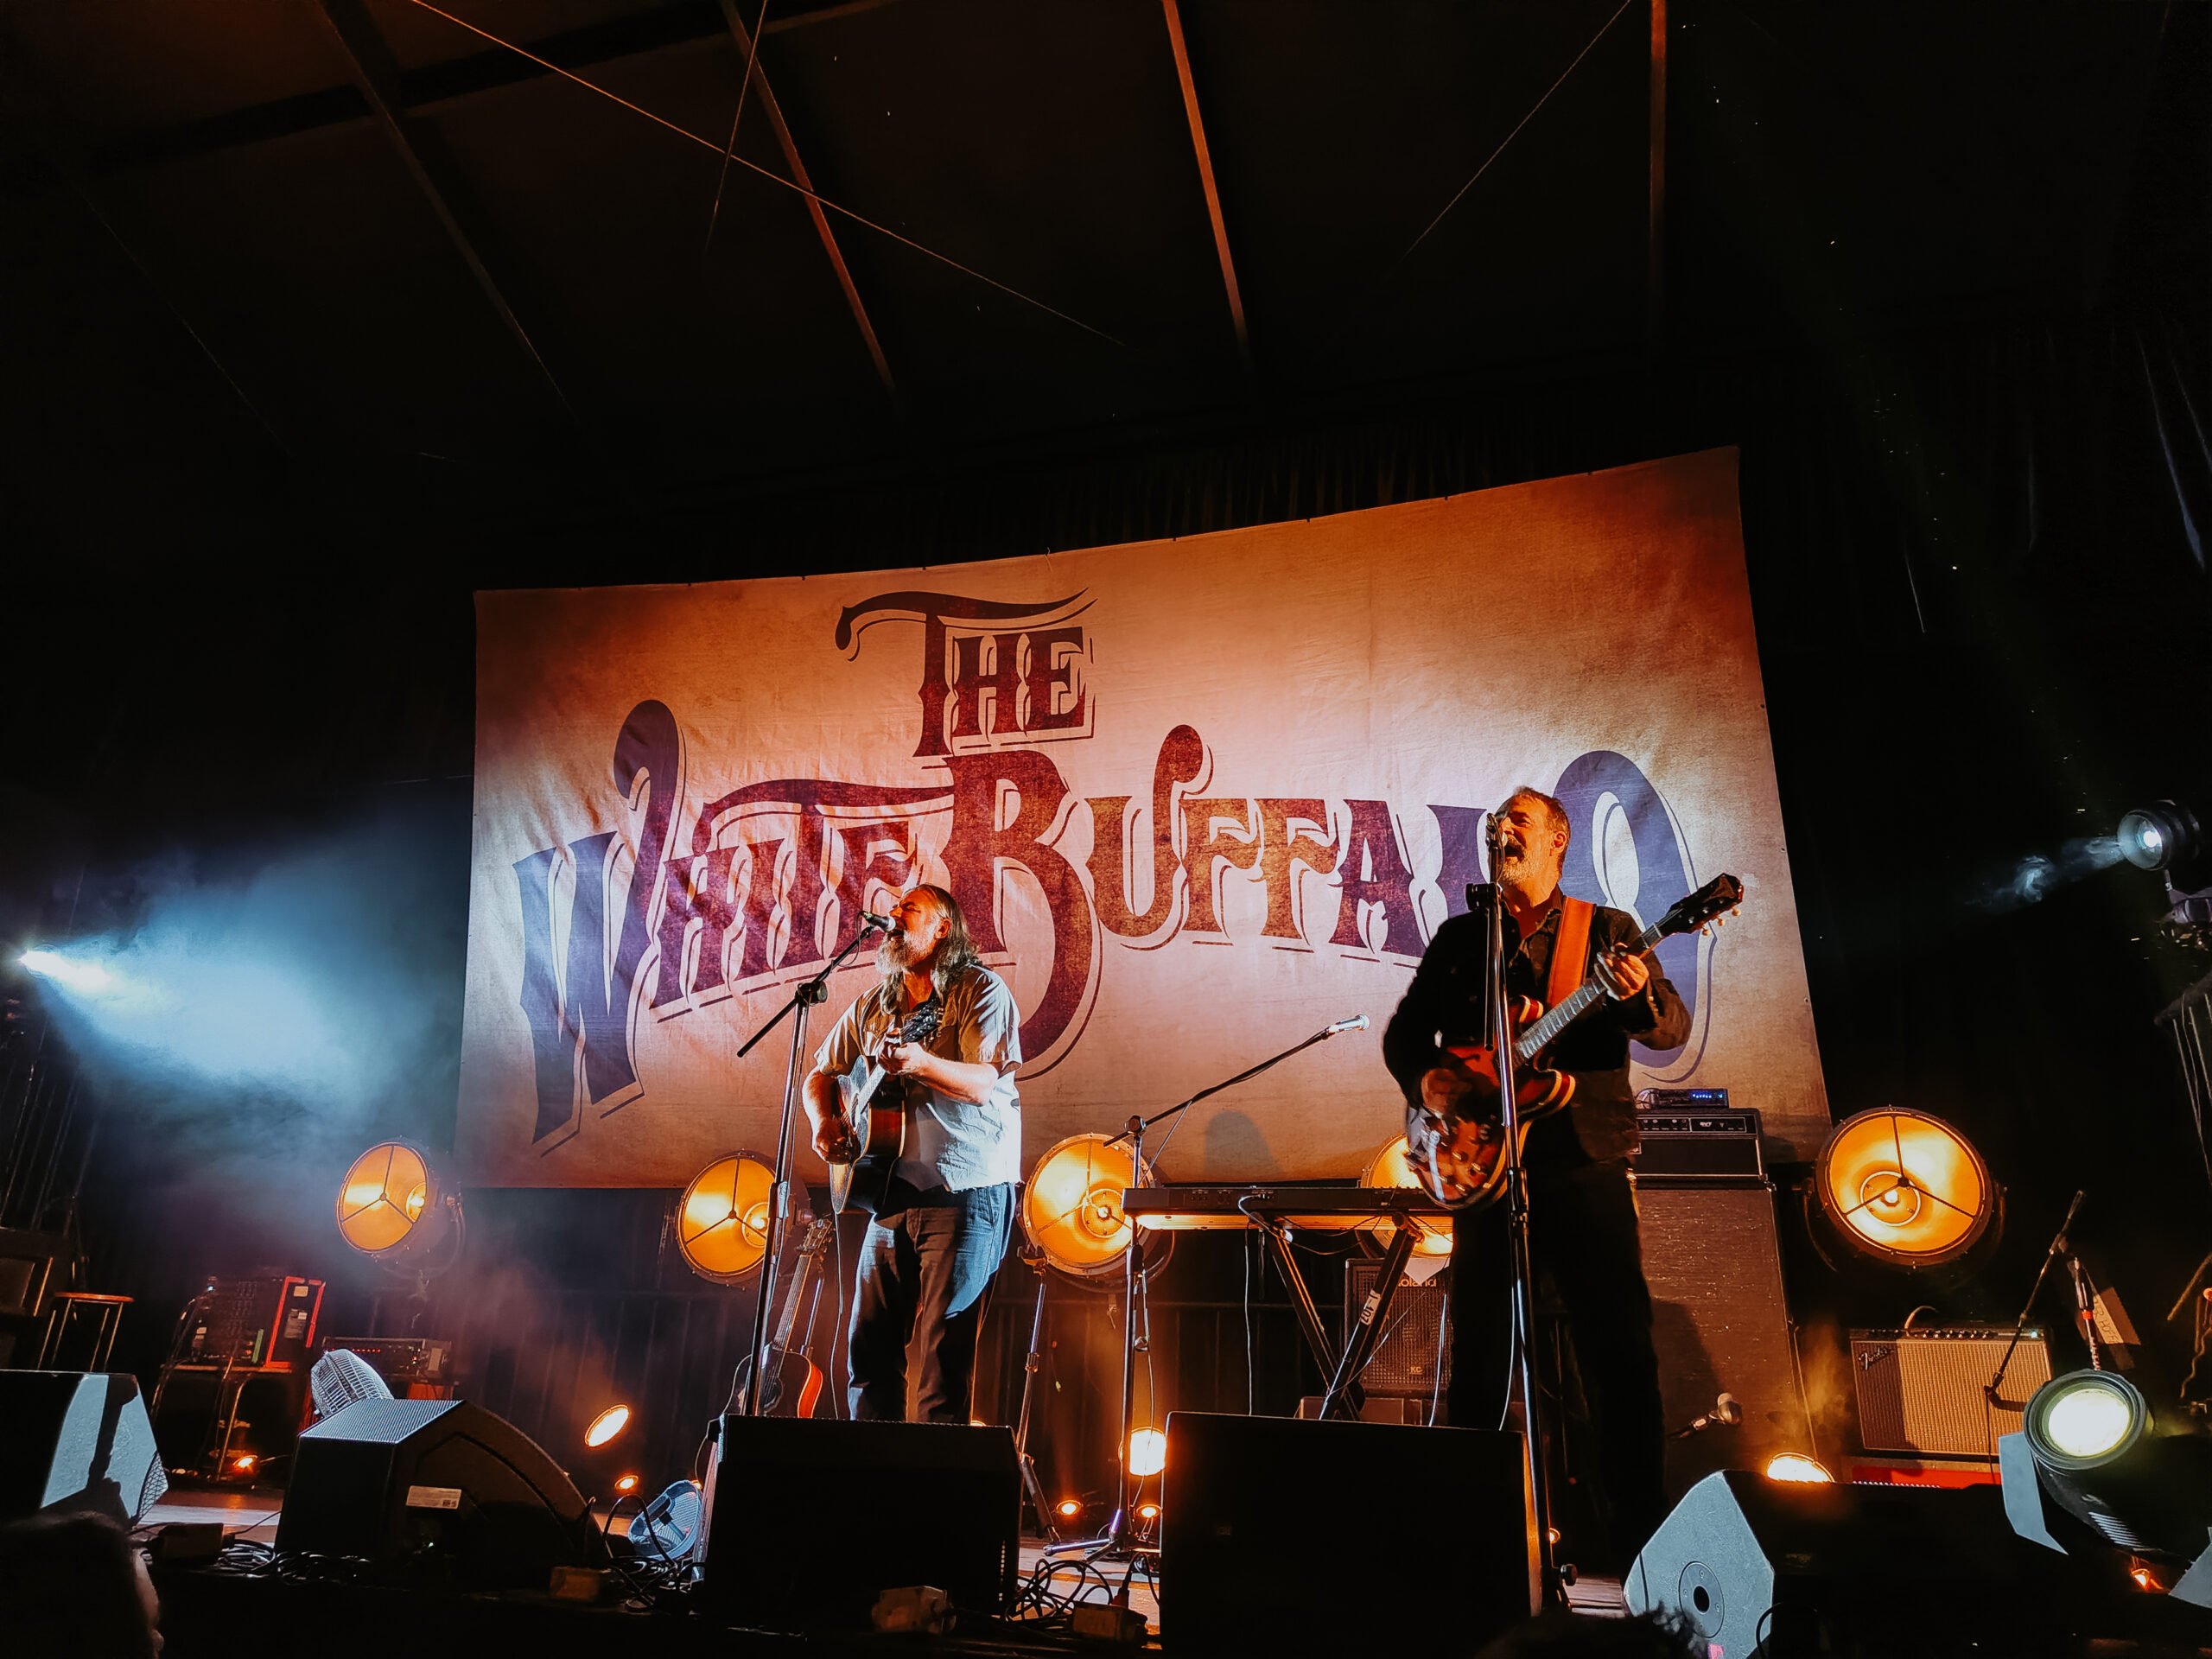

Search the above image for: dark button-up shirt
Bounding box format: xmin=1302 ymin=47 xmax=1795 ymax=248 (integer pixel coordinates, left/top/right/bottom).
xmin=1382 ymin=887 xmax=1691 ymax=1165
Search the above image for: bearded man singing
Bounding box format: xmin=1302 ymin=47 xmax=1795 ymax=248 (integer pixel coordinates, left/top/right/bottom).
xmin=1382 ymin=788 xmax=1690 ymax=1572
xmin=802 ymin=884 xmax=1021 ymax=1422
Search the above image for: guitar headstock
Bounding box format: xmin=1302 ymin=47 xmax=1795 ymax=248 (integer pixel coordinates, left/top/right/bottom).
xmin=1656 ymin=874 xmax=1745 ymax=941
xmin=797 ymin=1217 xmax=836 ymax=1255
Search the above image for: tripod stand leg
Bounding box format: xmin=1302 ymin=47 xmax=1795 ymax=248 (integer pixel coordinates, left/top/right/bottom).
xmin=1014 ymin=1260 xmax=1058 ymax=1541
xmin=1319 ymin=1224 xmax=1418 ymax=1419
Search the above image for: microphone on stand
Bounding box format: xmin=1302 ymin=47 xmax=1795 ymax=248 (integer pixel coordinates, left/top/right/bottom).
xmin=1322 ymin=1014 xmax=1370 ymax=1037
xmin=858 ymin=909 xmax=898 ymax=932
xmin=1669 ymin=1393 xmax=1744 ymax=1440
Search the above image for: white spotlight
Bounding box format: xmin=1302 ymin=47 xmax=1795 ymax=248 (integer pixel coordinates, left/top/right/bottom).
xmin=19 ymin=950 xmax=113 ymax=995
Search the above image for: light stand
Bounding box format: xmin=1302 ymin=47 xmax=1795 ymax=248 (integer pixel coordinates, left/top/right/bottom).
xmin=1013 ymin=1247 xmax=1060 ymax=1542
xmin=1485 ymin=808 xmax=1564 ymax=1607
xmin=733 ymin=918 xmax=885 ymax=1419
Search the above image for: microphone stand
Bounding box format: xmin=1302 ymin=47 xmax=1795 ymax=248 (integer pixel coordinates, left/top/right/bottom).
xmin=731 ymin=918 xmax=887 ymax=1420
xmin=1052 ymin=1018 xmax=1370 ymax=1567
xmin=1486 ymin=810 xmax=1564 ymax=1610
xmin=1988 ymin=1190 xmax=2084 ymax=1402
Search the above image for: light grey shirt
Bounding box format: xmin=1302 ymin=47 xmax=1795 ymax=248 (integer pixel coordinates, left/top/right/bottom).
xmin=813 ymin=964 xmax=1024 ymax=1192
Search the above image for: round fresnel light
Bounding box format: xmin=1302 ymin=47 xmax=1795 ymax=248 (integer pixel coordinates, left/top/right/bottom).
xmin=2024 ymin=1370 xmax=2145 ymax=1471
xmin=1814 ymin=1109 xmax=1996 ymax=1268
xmin=1358 ymin=1135 xmax=1453 ymax=1259
xmin=1764 ymin=1454 xmax=1834 ymax=1484
xmin=584 ymin=1404 xmax=632 ymax=1449
xmin=1127 ymin=1428 xmax=1167 ymax=1479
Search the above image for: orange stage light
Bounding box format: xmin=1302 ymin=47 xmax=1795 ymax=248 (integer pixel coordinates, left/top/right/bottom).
xmin=1023 ymin=1134 xmax=1155 ymax=1279
xmin=1765 ymin=1454 xmax=1834 ymax=1484
xmin=676 ymin=1153 xmax=776 ymax=1285
xmin=614 ymin=1474 xmax=639 ymax=1495
xmin=1127 ymin=1428 xmax=1167 ymax=1478
xmin=336 ymin=1141 xmax=461 ymax=1267
xmin=584 ymin=1404 xmax=632 ymax=1448
xmin=1815 ymin=1109 xmax=1996 ymax=1268
xmin=1359 ymin=1135 xmax=1453 ymax=1259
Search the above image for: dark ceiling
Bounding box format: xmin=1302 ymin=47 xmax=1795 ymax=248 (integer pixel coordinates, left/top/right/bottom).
xmin=0 ymin=0 xmax=2182 ymax=507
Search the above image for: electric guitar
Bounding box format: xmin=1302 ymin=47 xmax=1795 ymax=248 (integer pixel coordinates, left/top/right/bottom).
xmin=729 ymin=1217 xmax=834 ymax=1418
xmin=1406 ymin=874 xmax=1744 ymax=1211
xmin=826 ymin=1000 xmax=944 ymax=1215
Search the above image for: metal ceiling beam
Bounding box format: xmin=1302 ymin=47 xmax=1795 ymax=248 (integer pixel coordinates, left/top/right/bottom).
xmin=84 ymin=0 xmax=893 ymax=178
xmin=1159 ymin=0 xmax=1249 ymax=372
xmin=715 ymin=0 xmax=894 ymax=393
xmin=312 ymin=0 xmax=607 ymax=467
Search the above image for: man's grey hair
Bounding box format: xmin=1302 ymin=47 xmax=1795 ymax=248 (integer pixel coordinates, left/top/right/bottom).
xmin=1508 ymin=786 xmax=1572 ymax=850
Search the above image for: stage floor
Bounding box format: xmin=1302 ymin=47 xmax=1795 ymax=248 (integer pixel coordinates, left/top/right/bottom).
xmin=143 ymin=1487 xmax=1631 ymax=1639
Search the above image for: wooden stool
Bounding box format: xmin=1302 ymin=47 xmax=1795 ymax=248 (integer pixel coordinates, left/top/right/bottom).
xmin=37 ymin=1292 xmax=132 ymax=1370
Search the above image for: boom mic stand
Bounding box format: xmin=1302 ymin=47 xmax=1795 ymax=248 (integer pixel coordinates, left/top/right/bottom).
xmin=731 ymin=917 xmax=887 ymax=1420
xmin=1988 ymin=1190 xmax=2085 ymax=1402
xmin=1485 ymin=809 xmax=1565 ymax=1608
xmin=1050 ymin=1015 xmax=1371 ymax=1567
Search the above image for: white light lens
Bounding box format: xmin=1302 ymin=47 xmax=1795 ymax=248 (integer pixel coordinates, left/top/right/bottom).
xmin=2043 ymin=1383 xmax=2133 ymax=1460
xmin=1127 ymin=1428 xmax=1167 ymax=1478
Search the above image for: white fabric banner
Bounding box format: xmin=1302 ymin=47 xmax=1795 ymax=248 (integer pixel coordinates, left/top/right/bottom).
xmin=458 ymin=448 xmax=1828 ymax=1186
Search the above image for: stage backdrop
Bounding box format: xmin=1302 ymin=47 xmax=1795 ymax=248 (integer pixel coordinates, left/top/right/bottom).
xmin=457 ymin=448 xmax=1828 ymax=1186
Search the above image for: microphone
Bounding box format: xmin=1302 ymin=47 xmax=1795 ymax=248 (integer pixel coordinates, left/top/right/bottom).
xmin=859 ymin=909 xmax=897 ymax=932
xmin=1669 ymin=1393 xmax=1743 ymax=1440
xmin=1323 ymin=1014 xmax=1370 ymax=1036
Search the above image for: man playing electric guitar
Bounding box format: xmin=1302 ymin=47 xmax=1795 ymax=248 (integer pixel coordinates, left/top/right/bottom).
xmin=801 ymin=885 xmax=1022 ymax=1423
xmin=1382 ymin=787 xmax=1690 ymax=1573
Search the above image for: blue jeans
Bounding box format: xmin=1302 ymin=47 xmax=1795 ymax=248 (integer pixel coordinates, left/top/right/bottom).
xmin=848 ymin=1179 xmax=1015 ymax=1422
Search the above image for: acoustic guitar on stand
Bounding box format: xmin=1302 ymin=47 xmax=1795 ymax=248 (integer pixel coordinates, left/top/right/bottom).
xmin=825 ymin=1001 xmax=945 ymax=1215
xmin=729 ymin=1216 xmax=835 ymax=1417
xmin=1406 ymin=874 xmax=1744 ymax=1212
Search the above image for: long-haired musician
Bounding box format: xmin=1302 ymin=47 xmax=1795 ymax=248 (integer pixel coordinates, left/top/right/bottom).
xmin=801 ymin=885 xmax=1021 ymax=1422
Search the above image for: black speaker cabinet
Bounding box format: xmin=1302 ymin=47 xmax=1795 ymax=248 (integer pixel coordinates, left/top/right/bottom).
xmin=1627 ymin=1470 xmax=2056 ymax=1656
xmin=1636 ymin=1177 xmax=1808 ymax=1494
xmin=275 ymin=1398 xmax=604 ymax=1587
xmin=0 ymin=1371 xmax=167 ymax=1523
xmin=1160 ymin=1412 xmax=1534 ymax=1655
xmin=1344 ymin=1259 xmax=1451 ymax=1399
xmin=698 ymin=1416 xmax=1018 ymax=1628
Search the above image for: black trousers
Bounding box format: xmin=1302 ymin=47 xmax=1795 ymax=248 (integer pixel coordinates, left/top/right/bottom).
xmin=848 ymin=1179 xmax=1014 ymax=1422
xmin=1449 ymin=1155 xmax=1669 ymax=1562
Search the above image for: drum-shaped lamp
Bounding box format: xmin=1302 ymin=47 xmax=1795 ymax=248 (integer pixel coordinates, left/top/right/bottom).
xmin=676 ymin=1153 xmax=776 ymax=1286
xmin=336 ymin=1141 xmax=463 ymax=1270
xmin=1358 ymin=1135 xmax=1454 ymax=1260
xmin=1813 ymin=1108 xmax=1998 ymax=1270
xmin=1023 ymin=1133 xmax=1158 ymax=1280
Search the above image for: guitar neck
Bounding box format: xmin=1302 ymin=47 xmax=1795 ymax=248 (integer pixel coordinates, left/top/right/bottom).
xmin=771 ymin=1243 xmax=817 ymax=1351
xmin=1514 ymin=918 xmax=1665 ymax=1062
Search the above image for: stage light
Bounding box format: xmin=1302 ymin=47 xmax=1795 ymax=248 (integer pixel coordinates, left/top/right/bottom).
xmin=1128 ymin=1428 xmax=1166 ymax=1478
xmin=17 ymin=949 xmax=113 ymax=995
xmin=1023 ymin=1134 xmax=1157 ymax=1279
xmin=232 ymin=1454 xmax=257 ymax=1474
xmin=1764 ymin=1454 xmax=1833 ymax=1484
xmin=2117 ymin=802 xmax=2199 ymax=874
xmin=584 ymin=1405 xmax=631 ymax=1449
xmin=613 ymin=1474 xmax=639 ymax=1496
xmin=1358 ymin=1135 xmax=1453 ymax=1258
xmin=2031 ymin=1372 xmax=2142 ymax=1466
xmin=1136 ymin=1503 xmax=1160 ymax=1522
xmin=336 ymin=1141 xmax=463 ymax=1269
xmin=1813 ymin=1109 xmax=1997 ymax=1269
xmin=1056 ymin=1498 xmax=1084 ymax=1520
xmin=676 ymin=1152 xmax=775 ymax=1285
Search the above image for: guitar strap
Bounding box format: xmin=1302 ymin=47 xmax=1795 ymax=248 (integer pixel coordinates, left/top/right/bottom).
xmin=1546 ymin=895 xmax=1595 ymax=1013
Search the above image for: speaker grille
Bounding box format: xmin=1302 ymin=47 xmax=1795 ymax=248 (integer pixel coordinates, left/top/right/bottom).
xmin=1850 ymin=1329 xmax=2052 ymax=1455
xmin=1343 ymin=1262 xmax=1451 ymax=1398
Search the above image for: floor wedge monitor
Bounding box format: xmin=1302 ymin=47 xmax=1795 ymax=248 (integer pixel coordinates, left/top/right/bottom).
xmin=0 ymin=1371 xmax=167 ymax=1523
xmin=1160 ymin=1411 xmax=1534 ymax=1655
xmin=698 ymin=1416 xmax=1019 ymax=1628
xmin=276 ymin=1397 xmax=604 ymax=1587
xmin=1628 ymin=1469 xmax=2062 ymax=1656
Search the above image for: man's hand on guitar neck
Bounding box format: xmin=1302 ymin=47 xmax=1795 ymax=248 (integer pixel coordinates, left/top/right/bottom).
xmin=1592 ymin=944 xmax=1651 ymax=1001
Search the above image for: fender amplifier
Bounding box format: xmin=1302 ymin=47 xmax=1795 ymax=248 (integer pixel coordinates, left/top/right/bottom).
xmin=1850 ymin=1326 xmax=2052 ymax=1457
xmin=1635 ymin=1094 xmax=1764 ymax=1179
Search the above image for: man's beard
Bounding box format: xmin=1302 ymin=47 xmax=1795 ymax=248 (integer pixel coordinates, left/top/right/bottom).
xmin=878 ymin=933 xmax=923 ymax=974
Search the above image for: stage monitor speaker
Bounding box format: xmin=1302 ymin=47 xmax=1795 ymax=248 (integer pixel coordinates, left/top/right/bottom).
xmin=1627 ymin=1469 xmax=2056 ymax=1656
xmin=698 ymin=1416 xmax=1018 ymax=1628
xmin=1344 ymin=1259 xmax=1451 ymax=1399
xmin=275 ymin=1398 xmax=604 ymax=1588
xmin=1636 ymin=1178 xmax=1809 ymax=1495
xmin=1160 ymin=1411 xmax=1533 ymax=1655
xmin=0 ymin=1371 xmax=167 ymax=1523
xmin=1851 ymin=1325 xmax=2052 ymax=1456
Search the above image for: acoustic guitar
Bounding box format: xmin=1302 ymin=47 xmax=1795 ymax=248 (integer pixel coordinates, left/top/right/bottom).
xmin=729 ymin=1216 xmax=834 ymax=1418
xmin=1405 ymin=874 xmax=1744 ymax=1211
xmin=826 ymin=999 xmax=945 ymax=1215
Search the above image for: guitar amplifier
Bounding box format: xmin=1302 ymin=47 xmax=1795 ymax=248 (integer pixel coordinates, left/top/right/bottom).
xmin=1343 ymin=1259 xmax=1451 ymax=1399
xmin=1635 ymin=1093 xmax=1764 ymax=1179
xmin=322 ymin=1337 xmax=454 ymax=1388
xmin=1850 ymin=1326 xmax=2052 ymax=1457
